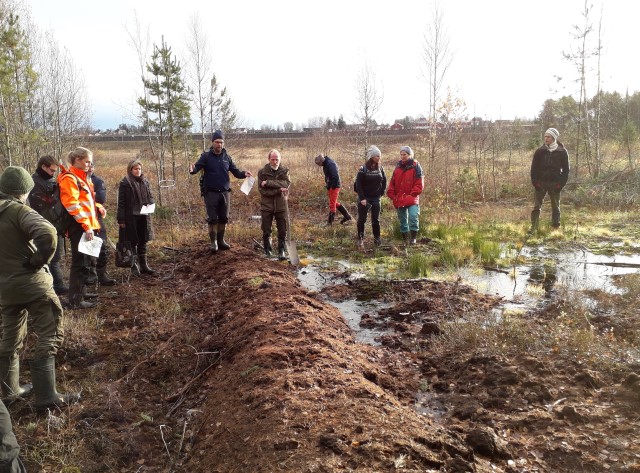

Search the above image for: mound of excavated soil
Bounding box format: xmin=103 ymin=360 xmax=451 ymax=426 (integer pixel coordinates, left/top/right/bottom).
xmin=13 ymin=241 xmax=640 ymax=472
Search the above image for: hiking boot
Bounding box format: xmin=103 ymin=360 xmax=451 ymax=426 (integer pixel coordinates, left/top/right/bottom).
xmin=374 ymin=237 xmax=382 ymax=247
xmin=410 ymin=230 xmax=418 ymax=245
xmin=327 ymin=212 xmax=336 ymax=225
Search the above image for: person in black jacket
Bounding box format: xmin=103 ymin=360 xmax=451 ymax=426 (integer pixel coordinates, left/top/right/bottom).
xmin=355 ymin=146 xmax=386 ymax=247
xmin=530 ymin=128 xmax=570 ymax=230
xmin=314 ymin=154 xmax=352 ymax=225
xmin=27 ymin=155 xmax=68 ymax=295
xmin=87 ymin=163 xmax=116 ymax=285
xmin=189 ymin=130 xmax=253 ymax=252
xmin=117 ymin=159 xmax=155 ymax=275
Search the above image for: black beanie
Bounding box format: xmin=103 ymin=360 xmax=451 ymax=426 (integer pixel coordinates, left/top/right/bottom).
xmin=212 ymin=130 xmax=224 ymax=141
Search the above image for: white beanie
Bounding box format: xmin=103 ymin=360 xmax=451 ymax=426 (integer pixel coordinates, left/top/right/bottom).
xmin=400 ymin=146 xmax=414 ymax=158
xmin=366 ymin=145 xmax=381 ymax=160
xmin=545 ymin=128 xmax=559 ymax=141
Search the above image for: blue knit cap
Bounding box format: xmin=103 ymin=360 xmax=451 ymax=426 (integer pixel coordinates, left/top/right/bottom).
xmin=212 ymin=130 xmax=224 ymax=141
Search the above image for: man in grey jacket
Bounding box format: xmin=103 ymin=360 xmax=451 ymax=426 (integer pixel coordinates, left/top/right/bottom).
xmin=0 ymin=166 xmax=79 ymax=410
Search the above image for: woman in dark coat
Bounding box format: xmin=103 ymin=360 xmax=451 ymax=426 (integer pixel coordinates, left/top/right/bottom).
xmin=117 ymin=159 xmax=155 ymax=274
xmin=530 ymin=127 xmax=570 ymax=229
xmin=355 ymin=145 xmax=387 ymax=247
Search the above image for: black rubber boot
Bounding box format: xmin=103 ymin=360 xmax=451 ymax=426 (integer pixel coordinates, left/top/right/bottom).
xmin=0 ymin=356 xmax=32 ymax=402
xmin=337 ymin=205 xmax=352 ymax=224
xmin=131 ymin=250 xmax=141 ymax=277
xmin=30 ymin=357 xmax=80 ymax=410
xmin=263 ymin=236 xmax=272 ymax=257
xmin=277 ymin=240 xmax=287 ymax=261
xmin=208 ymin=223 xmax=218 ymax=253
xmin=402 ymin=232 xmax=410 ymax=245
xmin=97 ymin=267 xmax=116 ymax=285
xmin=372 ymin=223 xmax=381 ymax=246
xmin=139 ymin=254 xmax=155 ymax=275
xmin=86 ymin=259 xmax=98 ymax=284
xmin=327 ymin=212 xmax=336 ymax=225
xmin=217 ymin=224 xmax=231 ymax=250
xmin=68 ymin=278 xmax=96 ymax=309
xmin=530 ymin=210 xmax=540 ymax=231
xmin=410 ymin=230 xmax=418 ymax=245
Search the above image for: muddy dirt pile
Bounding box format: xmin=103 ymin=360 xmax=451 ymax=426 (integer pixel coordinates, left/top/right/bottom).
xmin=14 ymin=241 xmax=640 ymax=472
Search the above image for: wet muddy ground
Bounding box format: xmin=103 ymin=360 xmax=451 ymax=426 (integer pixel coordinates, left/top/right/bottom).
xmin=11 ymin=240 xmax=640 ymax=472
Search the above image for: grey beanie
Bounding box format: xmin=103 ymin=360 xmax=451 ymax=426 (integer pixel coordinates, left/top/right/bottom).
xmin=366 ymin=145 xmax=381 ymax=160
xmin=314 ymin=154 xmax=325 ymax=165
xmin=0 ymin=166 xmax=34 ymax=195
xmin=211 ymin=129 xmax=224 ymax=141
xmin=545 ymin=128 xmax=559 ymax=140
xmin=400 ymin=146 xmax=414 ymax=158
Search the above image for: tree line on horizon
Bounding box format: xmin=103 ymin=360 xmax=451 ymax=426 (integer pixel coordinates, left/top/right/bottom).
xmin=1 ymin=0 xmax=638 ymax=185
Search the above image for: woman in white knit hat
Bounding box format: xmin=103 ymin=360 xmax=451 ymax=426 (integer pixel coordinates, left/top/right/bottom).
xmin=530 ymin=128 xmax=570 ymax=230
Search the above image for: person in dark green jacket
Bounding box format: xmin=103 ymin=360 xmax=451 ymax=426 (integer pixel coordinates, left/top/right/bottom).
xmin=0 ymin=398 xmax=25 ymax=472
xmin=258 ymin=149 xmax=291 ymax=260
xmin=0 ymin=166 xmax=79 ymax=410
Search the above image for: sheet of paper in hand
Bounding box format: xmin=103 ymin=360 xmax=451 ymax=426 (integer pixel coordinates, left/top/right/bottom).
xmin=240 ymin=176 xmax=255 ymax=195
xmin=78 ymin=234 xmax=103 ymax=257
xmin=140 ymin=203 xmax=156 ymax=215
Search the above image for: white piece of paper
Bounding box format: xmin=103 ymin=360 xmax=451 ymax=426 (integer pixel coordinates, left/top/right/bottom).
xmin=140 ymin=203 xmax=156 ymax=215
xmin=78 ymin=234 xmax=103 ymax=257
xmin=240 ymin=176 xmax=255 ymax=195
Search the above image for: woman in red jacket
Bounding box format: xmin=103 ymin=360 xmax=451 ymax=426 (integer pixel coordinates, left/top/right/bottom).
xmin=386 ymin=146 xmax=424 ymax=244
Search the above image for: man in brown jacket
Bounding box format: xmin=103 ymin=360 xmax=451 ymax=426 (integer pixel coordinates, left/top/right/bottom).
xmin=0 ymin=166 xmax=79 ymax=410
xmin=258 ymin=149 xmax=291 ymax=260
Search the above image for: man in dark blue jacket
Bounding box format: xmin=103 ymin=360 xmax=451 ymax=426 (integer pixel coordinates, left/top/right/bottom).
xmin=314 ymin=154 xmax=352 ymax=225
xmin=190 ymin=130 xmax=253 ymax=252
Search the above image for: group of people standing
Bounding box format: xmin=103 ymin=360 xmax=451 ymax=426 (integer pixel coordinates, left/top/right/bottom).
xmin=316 ymin=144 xmax=425 ymax=247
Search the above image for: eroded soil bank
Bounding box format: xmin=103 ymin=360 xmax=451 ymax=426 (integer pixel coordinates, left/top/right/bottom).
xmin=12 ymin=242 xmax=640 ymax=472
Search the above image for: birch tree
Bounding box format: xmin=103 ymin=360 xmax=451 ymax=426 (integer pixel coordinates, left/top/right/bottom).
xmin=422 ymin=2 xmax=452 ymax=167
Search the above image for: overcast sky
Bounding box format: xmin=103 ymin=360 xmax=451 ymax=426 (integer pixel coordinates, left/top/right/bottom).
xmin=26 ymin=0 xmax=638 ymax=130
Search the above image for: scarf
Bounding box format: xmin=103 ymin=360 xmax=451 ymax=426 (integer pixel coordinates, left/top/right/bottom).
xmin=127 ymin=174 xmax=151 ymax=212
xmin=546 ymin=142 xmax=558 ymax=152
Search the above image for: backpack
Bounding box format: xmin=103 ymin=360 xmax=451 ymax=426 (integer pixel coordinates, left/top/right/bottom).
xmin=41 ymin=173 xmax=77 ymax=234
xmin=353 ymin=165 xmax=366 ymax=193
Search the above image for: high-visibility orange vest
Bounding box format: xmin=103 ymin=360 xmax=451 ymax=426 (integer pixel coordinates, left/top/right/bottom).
xmin=58 ymin=165 xmax=101 ymax=232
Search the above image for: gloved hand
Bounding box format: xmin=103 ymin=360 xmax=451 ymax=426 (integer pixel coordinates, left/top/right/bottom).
xmin=24 ymin=252 xmax=46 ymax=271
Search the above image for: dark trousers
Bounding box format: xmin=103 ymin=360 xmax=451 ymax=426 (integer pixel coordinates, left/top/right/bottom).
xmin=204 ymin=191 xmax=230 ymax=224
xmin=128 ymin=215 xmax=149 ymax=255
xmin=357 ymin=199 xmax=381 ymax=238
xmin=261 ymin=210 xmax=287 ymax=243
xmin=68 ymin=227 xmax=91 ymax=303
xmin=95 ymin=217 xmax=110 ymax=269
xmin=531 ymin=188 xmax=561 ymax=226
xmin=49 ymin=236 xmax=66 ymax=291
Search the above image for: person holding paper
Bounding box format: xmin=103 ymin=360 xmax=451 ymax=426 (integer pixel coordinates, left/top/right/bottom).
xmin=189 ymin=130 xmax=253 ymax=253
xmin=0 ymin=166 xmax=80 ymax=409
xmin=258 ymin=149 xmax=291 ymax=260
xmin=59 ymin=147 xmax=103 ymax=309
xmin=117 ymin=159 xmax=155 ymax=275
